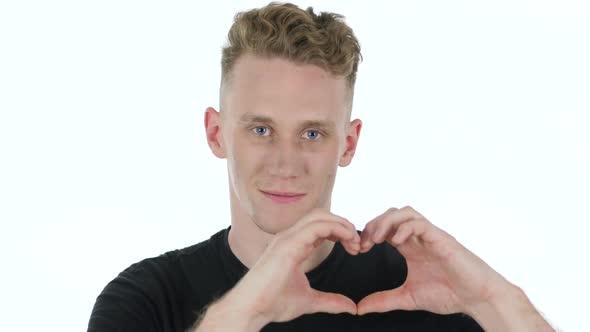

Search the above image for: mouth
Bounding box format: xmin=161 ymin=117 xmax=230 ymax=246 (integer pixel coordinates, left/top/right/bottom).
xmin=260 ymin=190 xmax=306 ymax=204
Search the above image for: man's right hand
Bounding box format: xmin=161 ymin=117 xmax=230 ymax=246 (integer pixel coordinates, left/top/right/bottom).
xmin=196 ymin=209 xmax=361 ymax=331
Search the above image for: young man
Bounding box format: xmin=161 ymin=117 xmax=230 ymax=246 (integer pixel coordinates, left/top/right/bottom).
xmin=88 ymin=3 xmax=554 ymax=331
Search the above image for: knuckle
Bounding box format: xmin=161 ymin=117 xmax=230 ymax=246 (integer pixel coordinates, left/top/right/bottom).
xmin=413 ymin=216 xmax=430 ymax=226
xmin=408 ymin=218 xmax=425 ymax=225
xmin=401 ymin=205 xmax=414 ymax=212
xmin=363 ymin=221 xmax=375 ymax=233
xmin=399 ymin=222 xmax=412 ymax=232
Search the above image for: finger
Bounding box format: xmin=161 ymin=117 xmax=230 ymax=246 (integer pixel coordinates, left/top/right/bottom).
xmin=314 ymin=234 xmax=360 ymax=256
xmin=389 ymin=218 xmax=428 ymax=245
xmin=292 ymin=210 xmax=360 ymax=245
xmin=290 ymin=220 xmax=358 ymax=263
xmin=340 ymin=238 xmax=362 ymax=256
xmin=360 ymin=210 xmax=388 ymax=252
xmin=300 ymin=211 xmax=361 ymax=254
xmin=390 ymin=221 xmax=414 ymax=245
xmin=372 ymin=206 xmax=425 ymax=244
xmin=360 ymin=239 xmax=376 ymax=254
xmin=326 ymin=213 xmax=361 ymax=246
xmin=329 ymin=222 xmax=361 ymax=255
xmin=356 ymin=286 xmax=416 ymax=315
xmin=359 ymin=228 xmax=374 ymax=253
xmin=360 ymin=225 xmax=378 ymax=253
xmin=390 ymin=218 xmax=447 ymax=246
xmin=323 ymin=230 xmax=361 ymax=255
xmin=307 ymin=289 xmax=357 ymax=316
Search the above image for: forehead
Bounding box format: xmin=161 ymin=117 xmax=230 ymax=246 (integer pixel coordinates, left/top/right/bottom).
xmin=223 ymin=54 xmax=348 ymax=123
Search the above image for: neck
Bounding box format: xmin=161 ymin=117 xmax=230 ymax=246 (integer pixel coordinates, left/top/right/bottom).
xmin=227 ymin=189 xmax=334 ymax=273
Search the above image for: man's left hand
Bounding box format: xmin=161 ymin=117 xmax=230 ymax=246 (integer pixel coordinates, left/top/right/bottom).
xmin=356 ymin=206 xmax=511 ymax=316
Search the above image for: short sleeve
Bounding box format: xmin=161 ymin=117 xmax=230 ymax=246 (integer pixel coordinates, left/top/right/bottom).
xmin=87 ymin=262 xmax=162 ymax=332
xmin=86 ymin=254 xmax=189 ymax=332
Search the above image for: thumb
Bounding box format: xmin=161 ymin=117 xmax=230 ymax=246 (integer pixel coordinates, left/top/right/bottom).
xmin=357 ymin=286 xmax=416 ymax=315
xmin=306 ymin=289 xmax=357 ymax=316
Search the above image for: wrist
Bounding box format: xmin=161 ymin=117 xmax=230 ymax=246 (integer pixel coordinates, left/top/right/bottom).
xmin=215 ymin=294 xmax=270 ymax=331
xmin=466 ymin=282 xmax=520 ymax=329
xmin=195 ymin=295 xmax=270 ymax=332
xmin=467 ymin=282 xmax=554 ymax=332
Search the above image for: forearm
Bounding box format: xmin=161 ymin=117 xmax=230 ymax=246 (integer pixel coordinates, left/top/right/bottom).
xmin=467 ymin=283 xmax=555 ymax=332
xmin=190 ymin=295 xmax=269 ymax=332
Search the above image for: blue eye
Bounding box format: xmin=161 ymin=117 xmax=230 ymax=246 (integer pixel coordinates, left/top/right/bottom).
xmin=252 ymin=126 xmax=270 ymax=136
xmin=304 ymin=130 xmax=321 ymax=140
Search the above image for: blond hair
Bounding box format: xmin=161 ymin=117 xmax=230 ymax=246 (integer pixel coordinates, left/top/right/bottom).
xmin=220 ymin=2 xmax=362 ymax=104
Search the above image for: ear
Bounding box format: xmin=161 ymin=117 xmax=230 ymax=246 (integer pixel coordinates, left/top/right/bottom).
xmin=204 ymin=107 xmax=227 ymax=159
xmin=339 ymin=118 xmax=362 ymax=167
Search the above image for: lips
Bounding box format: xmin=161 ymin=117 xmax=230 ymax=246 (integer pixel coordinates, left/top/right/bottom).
xmin=261 ymin=190 xmax=305 ymax=196
xmin=260 ymin=190 xmax=306 ymax=204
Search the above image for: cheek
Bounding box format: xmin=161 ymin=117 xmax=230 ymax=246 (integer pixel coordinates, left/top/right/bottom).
xmin=229 ymin=141 xmax=265 ymax=184
xmin=306 ymin=149 xmax=339 ymax=181
xmin=312 ymin=142 xmax=341 ymax=167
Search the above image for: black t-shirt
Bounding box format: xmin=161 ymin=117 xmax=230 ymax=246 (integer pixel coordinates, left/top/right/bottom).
xmin=88 ymin=227 xmax=484 ymax=331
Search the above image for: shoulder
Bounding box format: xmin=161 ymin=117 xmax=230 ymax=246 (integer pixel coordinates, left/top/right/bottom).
xmin=121 ymin=227 xmax=228 ymax=281
xmin=106 ymin=230 xmax=224 ymax=296
xmin=88 ymin=230 xmax=225 ymax=331
xmin=115 ymin=235 xmax=213 ymax=284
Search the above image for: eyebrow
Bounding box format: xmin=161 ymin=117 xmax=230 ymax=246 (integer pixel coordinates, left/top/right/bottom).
xmin=239 ymin=112 xmax=337 ymax=132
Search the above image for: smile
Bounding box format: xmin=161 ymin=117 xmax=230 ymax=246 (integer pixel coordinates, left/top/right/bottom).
xmin=260 ymin=190 xmax=306 ymax=204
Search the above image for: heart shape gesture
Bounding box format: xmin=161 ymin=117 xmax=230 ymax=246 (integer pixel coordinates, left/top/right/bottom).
xmin=211 ymin=207 xmax=513 ymax=331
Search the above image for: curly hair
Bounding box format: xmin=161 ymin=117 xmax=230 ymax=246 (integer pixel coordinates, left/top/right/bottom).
xmin=220 ymin=2 xmax=362 ymax=101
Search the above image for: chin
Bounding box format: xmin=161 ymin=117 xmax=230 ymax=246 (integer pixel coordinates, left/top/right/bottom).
xmin=251 ymin=208 xmax=305 ymax=235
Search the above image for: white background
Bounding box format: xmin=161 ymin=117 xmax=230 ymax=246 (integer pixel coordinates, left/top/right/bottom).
xmin=1 ymin=1 xmax=588 ymax=331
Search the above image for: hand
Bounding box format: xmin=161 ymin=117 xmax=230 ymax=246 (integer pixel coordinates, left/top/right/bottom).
xmin=356 ymin=206 xmax=511 ymax=316
xmin=220 ymin=208 xmax=362 ymax=327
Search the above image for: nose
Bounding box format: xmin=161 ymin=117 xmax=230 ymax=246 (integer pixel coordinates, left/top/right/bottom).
xmin=267 ymin=138 xmax=304 ymax=179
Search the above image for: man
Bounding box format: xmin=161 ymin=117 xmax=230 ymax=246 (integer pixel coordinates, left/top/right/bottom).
xmin=88 ymin=2 xmax=554 ymax=331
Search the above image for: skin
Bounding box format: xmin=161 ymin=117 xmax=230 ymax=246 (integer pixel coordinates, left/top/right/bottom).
xmin=356 ymin=206 xmax=554 ymax=331
xmin=198 ymin=53 xmax=555 ymax=332
xmin=205 ymin=53 xmax=362 ymax=272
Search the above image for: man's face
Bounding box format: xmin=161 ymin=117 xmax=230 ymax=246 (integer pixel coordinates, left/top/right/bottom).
xmin=206 ymin=54 xmax=361 ymax=234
